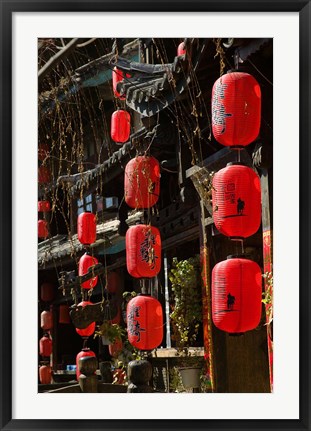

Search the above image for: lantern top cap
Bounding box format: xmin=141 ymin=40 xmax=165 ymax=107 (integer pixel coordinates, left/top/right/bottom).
xmin=226 ymin=161 xmax=247 ymax=167
xmin=226 ymin=254 xmax=251 ymax=260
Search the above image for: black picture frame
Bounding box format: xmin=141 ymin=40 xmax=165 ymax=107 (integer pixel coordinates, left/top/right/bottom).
xmin=1 ymin=1 xmax=310 ymax=430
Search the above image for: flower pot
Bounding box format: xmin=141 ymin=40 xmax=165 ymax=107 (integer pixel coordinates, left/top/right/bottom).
xmin=101 ymin=336 xmax=112 ymax=345
xmin=179 ymin=367 xmax=201 ymax=389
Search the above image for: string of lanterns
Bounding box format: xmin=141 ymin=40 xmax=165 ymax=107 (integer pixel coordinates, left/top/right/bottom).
xmin=211 ymin=70 xmax=263 ymax=334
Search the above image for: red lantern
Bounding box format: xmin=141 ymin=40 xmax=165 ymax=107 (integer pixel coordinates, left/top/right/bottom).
xmin=109 ymin=338 xmax=123 ymax=358
xmin=127 ymin=295 xmax=163 ymax=350
xmin=106 ymin=271 xmax=120 ymax=294
xmin=212 ymin=257 xmax=262 ymax=333
xmin=77 ymin=212 xmax=96 ymax=245
xmin=111 ymin=110 xmax=130 ymax=143
xmin=38 ymin=219 xmax=48 ymax=239
xmin=211 ymin=72 xmax=261 ymax=147
xmin=39 ymin=365 xmax=52 ymax=384
xmin=38 ymin=143 xmax=49 ymax=161
xmin=76 ymin=348 xmax=96 ymax=380
xmin=39 ymin=334 xmax=52 ymax=357
xmin=38 ymin=166 xmax=51 ymax=184
xmin=177 ymin=42 xmax=186 ymax=56
xmin=78 ymin=253 xmax=98 ymax=289
xmin=41 ymin=310 xmax=53 ymax=330
xmin=212 ymin=163 xmax=261 ymax=239
xmin=59 ymin=304 xmax=71 ymax=324
xmin=38 ymin=201 xmax=51 ymax=212
xmin=124 ymin=156 xmax=160 ymax=209
xmin=75 ymin=301 xmax=96 ymax=338
xmin=112 ymin=67 xmax=130 ymax=99
xmin=40 ymin=282 xmax=54 ymax=302
xmin=126 ymin=224 xmax=161 ymax=278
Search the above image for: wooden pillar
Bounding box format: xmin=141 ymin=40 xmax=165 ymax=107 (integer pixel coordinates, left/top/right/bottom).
xmin=198 ymin=200 xmax=215 ymax=392
xmin=78 ymin=356 xmax=98 ymax=393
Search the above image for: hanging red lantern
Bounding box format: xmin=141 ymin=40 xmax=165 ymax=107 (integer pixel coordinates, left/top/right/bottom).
xmin=127 ymin=295 xmax=163 ymax=350
xmin=111 ymin=110 xmax=131 ymax=143
xmin=112 ymin=67 xmax=131 ymax=99
xmin=76 ymin=348 xmax=96 ymax=380
xmin=75 ymin=301 xmax=96 ymax=338
xmin=211 ymin=71 xmax=261 ymax=147
xmin=77 ymin=212 xmax=96 ymax=245
xmin=59 ymin=304 xmax=71 ymax=324
xmin=78 ymin=252 xmax=98 ymax=289
xmin=124 ymin=156 xmax=160 ymax=209
xmin=109 ymin=338 xmax=123 ymax=358
xmin=41 ymin=310 xmax=53 ymax=330
xmin=212 ymin=257 xmax=262 ymax=333
xmin=177 ymin=42 xmax=186 ymax=56
xmin=38 ymin=166 xmax=51 ymax=184
xmin=212 ymin=163 xmax=261 ymax=239
xmin=40 ymin=282 xmax=54 ymax=302
xmin=38 ymin=143 xmax=49 ymax=161
xmin=39 ymin=334 xmax=52 ymax=357
xmin=126 ymin=224 xmax=161 ymax=278
xmin=38 ymin=219 xmax=48 ymax=239
xmin=39 ymin=365 xmax=52 ymax=384
xmin=106 ymin=271 xmax=120 ymax=294
xmin=38 ymin=201 xmax=51 ymax=212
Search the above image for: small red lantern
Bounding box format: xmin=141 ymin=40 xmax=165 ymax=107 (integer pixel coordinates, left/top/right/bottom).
xmin=39 ymin=365 xmax=52 ymax=384
xmin=106 ymin=271 xmax=120 ymax=294
xmin=212 ymin=163 xmax=261 ymax=239
xmin=177 ymin=42 xmax=186 ymax=56
xmin=127 ymin=295 xmax=163 ymax=350
xmin=212 ymin=257 xmax=262 ymax=333
xmin=112 ymin=66 xmax=126 ymax=99
xmin=39 ymin=334 xmax=52 ymax=357
xmin=76 ymin=348 xmax=96 ymax=380
xmin=38 ymin=144 xmax=49 ymax=161
xmin=38 ymin=166 xmax=51 ymax=184
xmin=124 ymin=156 xmax=160 ymax=209
xmin=78 ymin=253 xmax=98 ymax=289
xmin=111 ymin=110 xmax=130 ymax=143
xmin=126 ymin=224 xmax=161 ymax=278
xmin=38 ymin=219 xmax=48 ymax=239
xmin=41 ymin=310 xmax=53 ymax=331
xmin=77 ymin=212 xmax=96 ymax=245
xmin=75 ymin=301 xmax=96 ymax=338
xmin=59 ymin=304 xmax=71 ymax=324
xmin=38 ymin=201 xmax=51 ymax=212
xmin=109 ymin=338 xmax=123 ymax=358
xmin=212 ymin=72 xmax=261 ymax=147
xmin=40 ymin=282 xmax=54 ymax=302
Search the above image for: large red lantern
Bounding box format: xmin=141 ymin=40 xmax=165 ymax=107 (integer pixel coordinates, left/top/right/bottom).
xmin=126 ymin=225 xmax=161 ymax=278
xmin=39 ymin=334 xmax=52 ymax=357
xmin=212 ymin=163 xmax=261 ymax=239
xmin=177 ymin=42 xmax=186 ymax=56
xmin=75 ymin=301 xmax=96 ymax=338
xmin=212 ymin=257 xmax=262 ymax=333
xmin=111 ymin=110 xmax=130 ymax=143
xmin=77 ymin=212 xmax=96 ymax=245
xmin=40 ymin=282 xmax=54 ymax=302
xmin=76 ymin=348 xmax=96 ymax=380
xmin=41 ymin=310 xmax=53 ymax=330
xmin=39 ymin=365 xmax=52 ymax=384
xmin=212 ymin=72 xmax=261 ymax=147
xmin=38 ymin=166 xmax=51 ymax=184
xmin=38 ymin=219 xmax=48 ymax=239
xmin=78 ymin=253 xmax=98 ymax=289
xmin=38 ymin=201 xmax=51 ymax=212
xmin=124 ymin=156 xmax=160 ymax=209
xmin=127 ymin=295 xmax=163 ymax=350
xmin=59 ymin=304 xmax=71 ymax=324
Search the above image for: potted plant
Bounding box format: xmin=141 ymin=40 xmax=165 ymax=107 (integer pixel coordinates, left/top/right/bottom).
xmin=169 ymin=255 xmax=203 ymax=390
xmin=94 ymin=321 xmax=125 ymax=345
